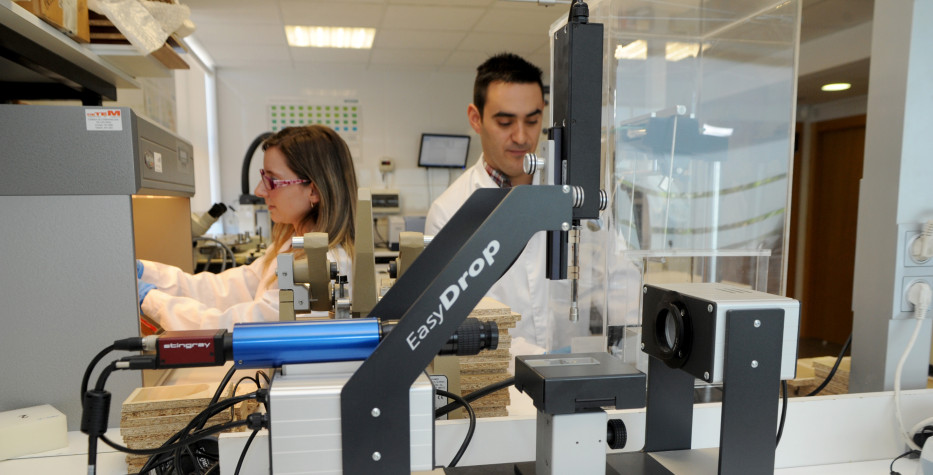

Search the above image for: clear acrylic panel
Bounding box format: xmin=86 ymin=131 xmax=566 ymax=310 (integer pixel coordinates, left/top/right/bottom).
xmin=548 ymin=0 xmax=800 ymax=361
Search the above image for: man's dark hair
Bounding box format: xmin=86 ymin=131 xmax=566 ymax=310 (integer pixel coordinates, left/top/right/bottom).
xmin=473 ymin=52 xmax=544 ymax=116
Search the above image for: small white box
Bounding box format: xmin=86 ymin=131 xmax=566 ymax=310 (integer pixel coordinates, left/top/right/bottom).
xmin=387 ymin=215 xmax=406 ymax=251
xmin=0 ymin=404 xmax=68 ymax=461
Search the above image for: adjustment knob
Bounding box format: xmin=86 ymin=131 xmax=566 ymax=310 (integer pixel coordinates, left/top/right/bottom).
xmin=607 ymin=419 xmax=627 ymax=449
xmin=523 ymin=153 xmax=545 ymax=175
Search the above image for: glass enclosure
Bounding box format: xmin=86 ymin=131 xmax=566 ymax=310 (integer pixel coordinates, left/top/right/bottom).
xmin=548 ymin=0 xmax=800 ymax=366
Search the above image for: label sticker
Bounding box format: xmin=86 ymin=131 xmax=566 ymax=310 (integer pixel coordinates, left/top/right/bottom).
xmin=153 ymin=152 xmax=163 ymax=173
xmin=429 ymin=374 xmax=449 ymax=420
xmin=85 ymin=109 xmax=123 ymax=131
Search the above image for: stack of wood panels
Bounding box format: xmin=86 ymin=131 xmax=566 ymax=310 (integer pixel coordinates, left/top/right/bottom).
xmin=120 ymin=383 xmax=232 ymax=474
xmin=458 ymin=298 xmax=520 ymax=418
xmin=811 ymin=356 xmax=850 ymax=395
xmin=786 ymin=356 xmax=849 ymax=397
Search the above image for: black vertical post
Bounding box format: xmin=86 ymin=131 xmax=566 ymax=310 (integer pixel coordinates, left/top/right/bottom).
xmin=718 ymin=309 xmax=784 ymax=475
xmin=644 ymin=357 xmax=695 ymax=452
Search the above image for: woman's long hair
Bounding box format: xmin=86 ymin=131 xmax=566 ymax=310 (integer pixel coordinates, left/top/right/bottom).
xmin=260 ymin=125 xmax=358 ymax=270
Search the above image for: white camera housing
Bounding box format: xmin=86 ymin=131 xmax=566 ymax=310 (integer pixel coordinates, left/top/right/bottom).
xmin=642 ymin=282 xmax=800 ymax=384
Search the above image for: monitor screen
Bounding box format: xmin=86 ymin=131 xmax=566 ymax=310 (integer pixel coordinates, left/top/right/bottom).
xmin=417 ymin=133 xmax=470 ymax=168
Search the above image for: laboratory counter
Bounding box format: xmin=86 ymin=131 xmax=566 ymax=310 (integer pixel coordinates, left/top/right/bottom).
xmin=5 ymin=371 xmax=931 ymax=474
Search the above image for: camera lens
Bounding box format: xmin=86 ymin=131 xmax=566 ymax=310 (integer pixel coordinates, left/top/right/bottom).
xmin=662 ymin=309 xmax=678 ymax=350
xmin=653 ymin=301 xmax=690 ymax=368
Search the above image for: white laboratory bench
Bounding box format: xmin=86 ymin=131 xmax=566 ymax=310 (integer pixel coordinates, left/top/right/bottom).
xmin=6 ymin=379 xmax=929 ymax=474
xmin=0 ymin=430 xmax=918 ymax=474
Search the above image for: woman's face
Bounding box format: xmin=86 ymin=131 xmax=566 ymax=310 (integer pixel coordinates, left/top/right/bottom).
xmin=254 ymin=145 xmax=319 ymax=231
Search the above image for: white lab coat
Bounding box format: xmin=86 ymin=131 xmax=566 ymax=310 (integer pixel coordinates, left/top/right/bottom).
xmin=426 ymin=157 xmax=557 ymax=350
xmin=139 ymin=245 xmax=351 ymax=331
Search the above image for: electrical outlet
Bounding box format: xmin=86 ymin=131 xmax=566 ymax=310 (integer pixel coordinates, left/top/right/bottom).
xmin=907 ymin=232 xmax=933 ymax=265
xmin=898 ymin=224 xmax=933 ymax=313
xmin=902 ymin=277 xmax=933 ymax=313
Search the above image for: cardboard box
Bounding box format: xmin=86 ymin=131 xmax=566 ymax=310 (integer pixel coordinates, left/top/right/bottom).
xmin=16 ymin=0 xmax=90 ymax=43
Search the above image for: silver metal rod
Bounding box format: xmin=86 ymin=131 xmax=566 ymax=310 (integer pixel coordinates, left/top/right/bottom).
xmin=569 ymin=225 xmax=581 ymax=322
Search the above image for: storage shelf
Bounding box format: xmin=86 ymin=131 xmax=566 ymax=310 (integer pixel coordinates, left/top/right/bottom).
xmin=1 ymin=0 xmax=146 ymax=103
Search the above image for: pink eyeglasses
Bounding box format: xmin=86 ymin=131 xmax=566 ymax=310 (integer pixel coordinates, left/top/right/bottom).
xmin=260 ymin=168 xmax=310 ymax=190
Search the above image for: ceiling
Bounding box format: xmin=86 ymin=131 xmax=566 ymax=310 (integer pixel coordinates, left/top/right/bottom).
xmin=181 ymin=0 xmax=874 ymax=105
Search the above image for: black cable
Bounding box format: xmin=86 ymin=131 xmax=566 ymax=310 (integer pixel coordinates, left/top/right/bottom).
xmin=806 ymin=333 xmax=852 ymax=397
xmin=99 ymin=420 xmax=249 ymax=456
xmin=233 ymin=376 xmax=260 ymax=398
xmin=88 ymin=435 xmax=98 ymax=475
xmin=86 ymin=360 xmax=120 ymax=475
xmin=567 ymin=0 xmax=582 ymax=22
xmin=212 ymin=365 xmax=239 ymax=404
xmin=81 ymin=344 xmax=115 ymax=407
xmin=890 ymin=448 xmax=919 ymax=475
xmin=194 ymin=364 xmax=238 ymax=434
xmin=94 ymin=361 xmax=119 ymax=391
xmin=777 ymin=380 xmax=788 ymax=446
xmin=436 ymin=377 xmax=515 ymax=418
xmin=173 ymin=444 xmax=186 ymax=475
xmin=436 ymin=389 xmax=476 ymax=468
xmin=173 ymin=393 xmax=257 ymax=446
xmin=234 ymin=429 xmax=261 ymax=475
xmin=372 ymin=217 xmax=388 ymax=247
xmin=256 ymin=370 xmax=271 ymax=385
xmin=138 ymin=393 xmax=258 ymax=474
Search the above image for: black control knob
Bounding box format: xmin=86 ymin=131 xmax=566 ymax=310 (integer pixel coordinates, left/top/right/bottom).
xmin=607 ymin=418 xmax=627 ymax=449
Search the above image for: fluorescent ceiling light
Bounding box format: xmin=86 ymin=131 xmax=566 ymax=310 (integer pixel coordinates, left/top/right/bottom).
xmin=615 ymin=40 xmax=647 ymax=60
xmin=821 ymin=82 xmax=851 ymax=92
xmin=615 ymin=40 xmax=707 ymax=61
xmin=702 ymin=124 xmax=734 ymax=137
xmin=285 ymin=26 xmax=376 ymax=49
xmin=665 ymin=42 xmax=701 ymax=62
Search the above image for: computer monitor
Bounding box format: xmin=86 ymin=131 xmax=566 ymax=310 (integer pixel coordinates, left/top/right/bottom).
xmin=417 ymin=133 xmax=470 ymax=168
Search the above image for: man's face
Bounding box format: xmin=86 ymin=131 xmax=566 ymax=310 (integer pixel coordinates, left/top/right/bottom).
xmin=468 ymin=80 xmax=545 ymax=184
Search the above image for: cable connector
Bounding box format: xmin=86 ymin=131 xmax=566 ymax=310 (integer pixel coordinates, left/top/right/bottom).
xmin=907 ymin=281 xmax=932 ymax=320
xmin=245 ymin=412 xmax=269 ymax=431
xmin=911 ymin=220 xmax=933 ymax=262
xmin=112 ymin=337 xmax=145 ymax=351
xmin=253 ymin=388 xmax=270 ymax=405
xmin=568 ymin=0 xmax=588 ymax=24
xmin=115 ymin=355 xmax=158 ymax=370
xmin=141 ymin=335 xmax=159 ymax=352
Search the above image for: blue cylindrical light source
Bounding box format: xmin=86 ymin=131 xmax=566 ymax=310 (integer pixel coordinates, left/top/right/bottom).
xmin=231 ymin=318 xmax=381 ymax=368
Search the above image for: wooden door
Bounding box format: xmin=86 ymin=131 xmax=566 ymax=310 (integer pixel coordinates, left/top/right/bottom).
xmin=799 ymin=115 xmax=866 ymax=344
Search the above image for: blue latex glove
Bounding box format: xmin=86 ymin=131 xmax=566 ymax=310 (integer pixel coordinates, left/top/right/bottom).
xmin=138 ymin=281 xmax=156 ymax=306
xmin=136 ymin=260 xmax=144 ymax=279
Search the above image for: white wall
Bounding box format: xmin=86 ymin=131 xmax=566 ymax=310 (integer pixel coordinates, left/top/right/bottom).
xmin=175 ymin=58 xmax=215 ymax=214
xmin=213 ymin=66 xmax=481 ymax=220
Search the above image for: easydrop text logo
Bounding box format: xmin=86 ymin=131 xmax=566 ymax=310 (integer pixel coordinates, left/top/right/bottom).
xmin=406 ymin=240 xmax=500 ymax=351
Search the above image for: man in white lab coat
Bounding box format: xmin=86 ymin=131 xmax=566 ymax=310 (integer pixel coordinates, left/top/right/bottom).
xmin=426 ymin=53 xmax=579 ymax=352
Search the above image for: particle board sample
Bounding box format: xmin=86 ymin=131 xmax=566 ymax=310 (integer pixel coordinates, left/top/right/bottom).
xmin=452 ymin=298 xmax=519 ymax=419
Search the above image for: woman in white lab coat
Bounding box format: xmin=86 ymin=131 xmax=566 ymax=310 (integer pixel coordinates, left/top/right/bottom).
xmin=137 ymin=125 xmax=358 ymax=330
